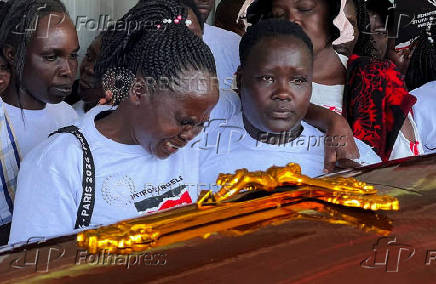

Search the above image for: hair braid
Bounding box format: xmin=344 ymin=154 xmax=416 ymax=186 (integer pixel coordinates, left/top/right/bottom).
xmin=95 ymin=1 xmax=216 ymax=105
xmin=96 ymin=0 xmax=188 ymax=76
xmin=352 ymin=0 xmax=377 ymax=57
xmin=405 ymin=27 xmax=436 ymax=90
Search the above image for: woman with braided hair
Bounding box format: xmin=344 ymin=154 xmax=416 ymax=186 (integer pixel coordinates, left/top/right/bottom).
xmin=0 ymin=0 xmax=79 ymax=158
xmin=0 ymin=0 xmax=79 ymax=244
xmin=9 ymin=4 xmax=219 ymax=243
xmin=82 ymin=0 xmax=205 ymax=107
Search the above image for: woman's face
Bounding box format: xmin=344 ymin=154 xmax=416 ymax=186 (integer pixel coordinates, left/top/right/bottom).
xmin=368 ymin=11 xmax=388 ymax=59
xmin=271 ymin=0 xmax=331 ymax=54
xmin=239 ymin=36 xmax=313 ymax=133
xmin=21 ymin=13 xmax=79 ymax=104
xmin=79 ymin=36 xmax=105 ymax=104
xmin=0 ymin=56 xmax=10 ymax=95
xmin=131 ymin=69 xmax=219 ymax=159
xmin=193 ymin=0 xmax=215 ymax=22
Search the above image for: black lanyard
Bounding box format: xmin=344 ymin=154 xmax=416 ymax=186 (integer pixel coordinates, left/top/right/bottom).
xmin=49 ymin=126 xmax=95 ymax=229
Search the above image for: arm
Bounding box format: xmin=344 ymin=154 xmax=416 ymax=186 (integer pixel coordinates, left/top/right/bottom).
xmin=304 ymin=104 xmax=359 ymax=172
xmin=9 ymin=148 xmax=80 ymax=244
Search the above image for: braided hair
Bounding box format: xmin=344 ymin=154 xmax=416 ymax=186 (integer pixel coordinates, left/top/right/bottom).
xmin=95 ymin=1 xmax=216 ymax=105
xmin=351 ymin=0 xmax=377 ymax=57
xmin=239 ymin=19 xmax=313 ymax=67
xmin=405 ymin=26 xmax=436 ymax=91
xmin=0 ymin=1 xmax=9 ymax=65
xmin=96 ymin=0 xmax=188 ymax=77
xmin=245 ymin=0 xmax=341 ymax=45
xmin=0 ymin=0 xmax=67 ymax=98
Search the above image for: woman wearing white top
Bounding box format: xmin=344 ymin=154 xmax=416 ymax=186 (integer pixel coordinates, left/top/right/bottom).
xmin=9 ymin=1 xmax=219 ymax=244
xmin=0 ymin=0 xmax=78 ymax=159
xmin=242 ymin=0 xmax=423 ymax=161
xmin=199 ymin=19 xmax=380 ymax=187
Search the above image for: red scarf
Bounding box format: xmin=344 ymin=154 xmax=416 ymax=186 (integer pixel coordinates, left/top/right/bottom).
xmin=343 ymin=55 xmax=417 ymax=161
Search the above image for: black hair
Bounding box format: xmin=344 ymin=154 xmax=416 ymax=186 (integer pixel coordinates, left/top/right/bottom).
xmin=96 ymin=0 xmax=188 ymax=76
xmin=239 ymin=19 xmax=313 ymax=67
xmin=0 ymin=0 xmax=67 ymax=106
xmin=180 ymin=0 xmax=204 ymax=30
xmin=0 ymin=1 xmax=9 ymax=65
xmin=366 ymin=0 xmax=392 ymax=26
xmin=95 ymin=0 xmax=216 ymax=104
xmin=350 ymin=0 xmax=377 ymax=57
xmin=405 ymin=27 xmax=436 ymax=90
xmin=245 ymin=0 xmax=341 ymax=45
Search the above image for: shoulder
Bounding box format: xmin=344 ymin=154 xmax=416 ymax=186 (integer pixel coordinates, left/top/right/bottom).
xmin=46 ymin=101 xmax=79 ymax=124
xmin=411 ymin=81 xmax=436 ymax=99
xmin=204 ymin=24 xmax=241 ymax=44
xmin=211 ymin=90 xmax=241 ymax=121
xmin=22 ymin=130 xmax=83 ymax=171
xmin=300 ymin=122 xmax=324 ymax=137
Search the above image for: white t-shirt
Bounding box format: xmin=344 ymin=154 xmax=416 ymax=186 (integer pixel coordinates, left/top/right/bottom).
xmin=198 ymin=110 xmax=381 ymax=189
xmin=203 ymin=24 xmax=241 ymax=91
xmin=72 ymin=100 xmax=86 ymax=118
xmin=411 ymin=81 xmax=436 ymax=154
xmin=9 ymin=109 xmax=200 ymax=244
xmin=4 ymin=101 xmax=78 ymax=158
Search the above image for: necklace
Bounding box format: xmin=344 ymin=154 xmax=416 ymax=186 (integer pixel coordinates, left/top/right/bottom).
xmin=242 ymin=115 xmax=303 ymax=146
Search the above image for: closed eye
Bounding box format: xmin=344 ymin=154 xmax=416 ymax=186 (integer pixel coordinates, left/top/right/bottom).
xmin=70 ymin=52 xmax=79 ymax=60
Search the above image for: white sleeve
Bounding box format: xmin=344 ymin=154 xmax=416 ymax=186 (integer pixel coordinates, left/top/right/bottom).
xmin=210 ymin=90 xmax=241 ymax=121
xmin=411 ymin=85 xmax=436 ymax=153
xmin=9 ymin=142 xmax=81 ymax=244
xmin=389 ymin=113 xmax=424 ymax=160
xmin=354 ymin=138 xmax=382 ymax=165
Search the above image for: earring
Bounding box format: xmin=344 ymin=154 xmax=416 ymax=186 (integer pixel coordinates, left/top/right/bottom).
xmin=102 ymin=67 xmax=136 ymax=105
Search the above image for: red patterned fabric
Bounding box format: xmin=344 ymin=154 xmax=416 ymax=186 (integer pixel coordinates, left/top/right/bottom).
xmin=343 ymin=55 xmax=417 ymax=161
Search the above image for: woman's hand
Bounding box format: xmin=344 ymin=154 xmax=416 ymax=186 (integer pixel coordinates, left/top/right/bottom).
xmin=98 ymin=90 xmax=113 ymax=105
xmin=323 ymin=112 xmax=360 ymax=172
xmin=304 ymin=104 xmax=360 ymax=173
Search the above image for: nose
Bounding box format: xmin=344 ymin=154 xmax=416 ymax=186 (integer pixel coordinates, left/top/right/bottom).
xmin=287 ymin=11 xmax=302 ymax=26
xmin=58 ymin=58 xmax=75 ymax=78
xmin=271 ymin=79 xmax=293 ymax=101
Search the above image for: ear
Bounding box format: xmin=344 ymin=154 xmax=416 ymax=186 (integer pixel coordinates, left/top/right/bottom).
xmin=235 ymin=65 xmax=242 ymax=96
xmin=128 ymin=77 xmax=147 ymax=106
xmin=2 ymin=46 xmax=15 ymax=66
